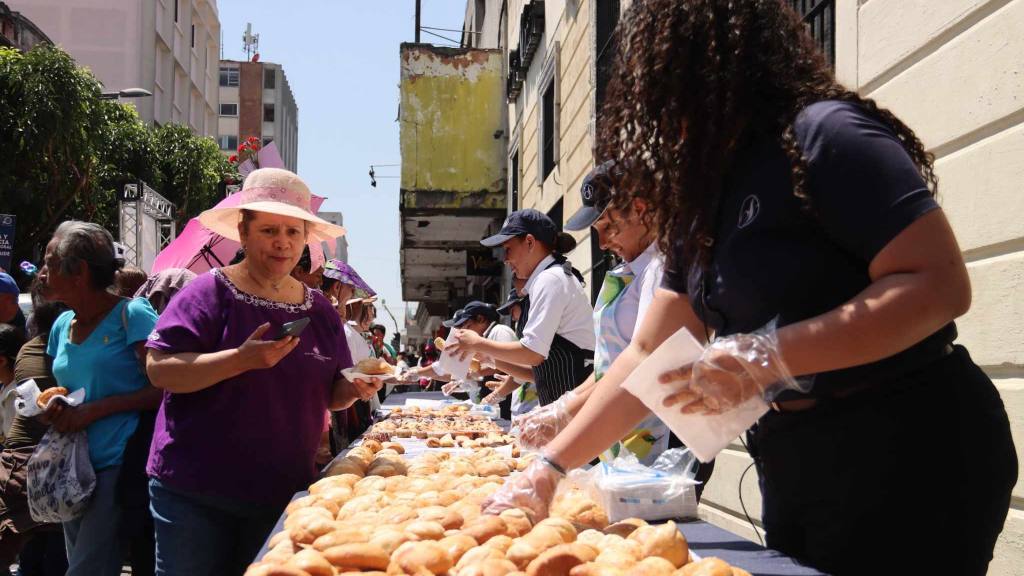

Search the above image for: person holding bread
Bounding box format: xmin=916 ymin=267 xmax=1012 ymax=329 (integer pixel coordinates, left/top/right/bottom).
xmin=447 ymin=210 xmax=595 ymax=406
xmin=36 ymin=221 xmax=162 ymax=576
xmin=145 ymin=168 xmax=383 ymax=576
xmin=483 ymin=2 xmax=1016 ymax=575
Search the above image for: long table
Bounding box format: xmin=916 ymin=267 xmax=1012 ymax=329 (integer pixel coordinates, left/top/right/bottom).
xmin=257 ymin=391 xmax=827 ymax=576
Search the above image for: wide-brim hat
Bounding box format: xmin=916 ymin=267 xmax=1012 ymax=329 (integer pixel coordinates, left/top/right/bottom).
xmin=198 ymin=168 xmax=346 ymax=243
xmin=323 ymin=259 xmax=375 ymax=299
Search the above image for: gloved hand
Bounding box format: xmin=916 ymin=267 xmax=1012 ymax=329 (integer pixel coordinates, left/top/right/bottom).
xmin=659 ymin=322 xmax=808 ymax=415
xmin=481 ymin=456 xmax=564 ymax=522
xmin=441 ymin=380 xmax=462 ymax=396
xmin=513 ymin=389 xmax=576 ymax=451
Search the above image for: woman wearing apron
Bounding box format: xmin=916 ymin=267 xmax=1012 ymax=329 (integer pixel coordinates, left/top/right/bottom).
xmin=513 ymin=162 xmax=673 ymax=466
xmin=448 ymin=209 xmax=595 ymax=406
xmin=484 ymin=286 xmax=539 ymax=415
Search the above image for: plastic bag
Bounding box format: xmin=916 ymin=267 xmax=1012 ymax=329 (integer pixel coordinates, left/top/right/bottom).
xmin=26 ymin=428 xmax=96 ymax=523
xmin=571 ymin=448 xmax=700 ymax=522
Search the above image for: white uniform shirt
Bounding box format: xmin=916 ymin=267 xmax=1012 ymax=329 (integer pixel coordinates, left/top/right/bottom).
xmin=345 ymin=321 xmax=380 ymax=409
xmin=520 ymin=255 xmax=596 ymax=357
xmin=615 ymin=243 xmax=664 ymax=343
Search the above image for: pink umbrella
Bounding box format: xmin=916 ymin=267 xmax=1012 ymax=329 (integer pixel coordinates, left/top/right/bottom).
xmin=151 ymin=193 xmax=328 ymax=274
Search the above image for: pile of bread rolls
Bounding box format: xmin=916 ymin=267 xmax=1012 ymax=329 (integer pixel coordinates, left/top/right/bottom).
xmin=247 ymin=443 xmax=751 ymax=576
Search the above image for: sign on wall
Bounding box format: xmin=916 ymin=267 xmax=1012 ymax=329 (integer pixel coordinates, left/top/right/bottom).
xmin=0 ymin=214 xmax=15 ymax=273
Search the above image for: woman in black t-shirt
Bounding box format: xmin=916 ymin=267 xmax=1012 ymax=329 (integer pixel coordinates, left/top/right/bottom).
xmin=483 ymin=2 xmax=1016 ymax=574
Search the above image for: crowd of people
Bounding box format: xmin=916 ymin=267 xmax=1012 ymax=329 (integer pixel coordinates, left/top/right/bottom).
xmin=0 ymin=1 xmax=1016 ymax=576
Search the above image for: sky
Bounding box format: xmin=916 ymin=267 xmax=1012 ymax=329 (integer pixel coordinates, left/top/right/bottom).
xmin=217 ymin=0 xmax=468 ymax=335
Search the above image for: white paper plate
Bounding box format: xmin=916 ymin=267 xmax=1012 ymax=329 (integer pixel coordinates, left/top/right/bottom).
xmin=342 ymin=365 xmax=400 ymax=382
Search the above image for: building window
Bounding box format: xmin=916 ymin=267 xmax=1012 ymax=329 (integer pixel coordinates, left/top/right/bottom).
xmin=219 ymin=103 xmax=238 ymax=116
xmin=174 ymin=0 xmax=179 ymax=23
xmin=788 ymin=0 xmax=835 ymax=65
xmin=190 ymin=24 xmax=195 ymax=48
xmin=264 ymin=68 xmax=276 ymax=89
xmin=219 ymin=67 xmax=239 ymax=87
xmin=218 ymin=135 xmax=238 ymax=151
xmin=540 ymin=77 xmax=557 ymax=181
xmin=509 ymin=148 xmax=520 ymax=211
xmin=263 ymin=103 xmax=275 ymax=123
xmin=595 ymin=0 xmax=621 ymax=124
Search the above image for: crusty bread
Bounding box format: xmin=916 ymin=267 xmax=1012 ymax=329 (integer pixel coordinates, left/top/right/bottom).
xmin=355 ymin=358 xmax=392 ymax=375
xmin=36 ymin=386 xmax=68 ymax=408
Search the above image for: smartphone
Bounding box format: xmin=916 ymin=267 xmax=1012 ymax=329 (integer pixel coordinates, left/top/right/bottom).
xmin=274 ymin=317 xmax=311 ymax=340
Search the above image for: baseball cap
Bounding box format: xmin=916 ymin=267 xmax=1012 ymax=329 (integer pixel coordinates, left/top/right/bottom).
xmin=496 ymin=289 xmax=526 ymax=316
xmin=0 ymin=273 xmax=18 ymax=295
xmin=565 ymin=160 xmax=620 ymax=231
xmin=480 ymin=209 xmax=558 ymax=247
xmin=443 ymin=301 xmax=499 ymax=328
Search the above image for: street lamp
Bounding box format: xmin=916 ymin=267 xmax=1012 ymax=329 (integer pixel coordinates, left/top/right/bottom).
xmin=99 ymin=88 xmax=153 ymax=100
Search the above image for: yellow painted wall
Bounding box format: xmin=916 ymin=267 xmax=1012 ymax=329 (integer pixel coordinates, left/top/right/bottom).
xmin=399 ymin=44 xmax=507 ymax=207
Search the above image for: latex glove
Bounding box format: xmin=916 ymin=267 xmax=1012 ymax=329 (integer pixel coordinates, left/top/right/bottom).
xmin=513 ymin=389 xmax=576 ymax=451
xmin=441 ymin=381 xmax=461 ymax=396
xmin=481 ymin=456 xmax=563 ymax=522
xmin=659 ymin=323 xmax=807 ymax=415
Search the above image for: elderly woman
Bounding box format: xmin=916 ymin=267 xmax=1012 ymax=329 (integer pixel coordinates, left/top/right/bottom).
xmin=37 ymin=221 xmax=162 ymax=576
xmin=145 ymin=168 xmax=381 ymax=576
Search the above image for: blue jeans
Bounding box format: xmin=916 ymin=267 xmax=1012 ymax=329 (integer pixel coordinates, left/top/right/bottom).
xmin=62 ymin=466 xmax=123 ymax=576
xmin=149 ymin=479 xmax=282 ymax=576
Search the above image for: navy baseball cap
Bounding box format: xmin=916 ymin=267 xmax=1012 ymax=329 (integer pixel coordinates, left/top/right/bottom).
xmin=0 ymin=273 xmax=17 ymax=295
xmin=496 ymin=289 xmax=526 ymax=316
xmin=443 ymin=301 xmax=499 ymax=327
xmin=480 ymin=209 xmax=558 ymax=247
xmin=565 ymin=160 xmax=620 ymax=231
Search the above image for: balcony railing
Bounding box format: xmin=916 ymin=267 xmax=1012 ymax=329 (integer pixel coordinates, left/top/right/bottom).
xmin=788 ymin=0 xmax=835 ymax=66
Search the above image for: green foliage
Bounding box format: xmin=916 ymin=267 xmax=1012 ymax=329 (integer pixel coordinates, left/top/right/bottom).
xmin=0 ymin=44 xmax=238 ymax=268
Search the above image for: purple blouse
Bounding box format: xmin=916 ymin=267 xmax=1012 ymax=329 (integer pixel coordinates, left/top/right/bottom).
xmin=145 ymin=269 xmax=353 ymax=507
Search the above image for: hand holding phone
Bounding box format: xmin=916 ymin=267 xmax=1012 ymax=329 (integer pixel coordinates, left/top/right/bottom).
xmin=274 ymin=317 xmax=311 ymax=340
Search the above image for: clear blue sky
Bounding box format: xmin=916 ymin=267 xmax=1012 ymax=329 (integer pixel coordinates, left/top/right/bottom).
xmin=218 ymin=0 xmax=467 ymax=334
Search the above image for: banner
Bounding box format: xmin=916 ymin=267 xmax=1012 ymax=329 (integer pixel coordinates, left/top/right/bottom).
xmin=0 ymin=214 xmax=14 ymax=273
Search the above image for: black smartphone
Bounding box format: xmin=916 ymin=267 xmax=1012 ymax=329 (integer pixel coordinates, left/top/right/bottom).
xmin=274 ymin=317 xmax=311 ymax=340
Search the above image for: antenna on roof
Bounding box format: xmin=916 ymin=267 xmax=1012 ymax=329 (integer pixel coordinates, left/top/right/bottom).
xmin=243 ymin=23 xmax=260 ymax=60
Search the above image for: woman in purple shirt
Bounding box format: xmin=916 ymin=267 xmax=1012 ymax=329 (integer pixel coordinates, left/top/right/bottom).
xmin=145 ymin=168 xmax=382 ymax=576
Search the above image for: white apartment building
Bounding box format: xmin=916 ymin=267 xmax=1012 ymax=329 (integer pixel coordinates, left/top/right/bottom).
xmin=9 ymin=0 xmax=221 ymax=137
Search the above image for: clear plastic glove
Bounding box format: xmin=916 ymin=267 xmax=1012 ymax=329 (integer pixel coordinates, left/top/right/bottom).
xmin=659 ymin=322 xmax=808 ymax=415
xmin=513 ymin=389 xmax=576 ymax=451
xmin=481 ymin=456 xmax=563 ymax=522
xmin=441 ymin=381 xmax=462 ymax=396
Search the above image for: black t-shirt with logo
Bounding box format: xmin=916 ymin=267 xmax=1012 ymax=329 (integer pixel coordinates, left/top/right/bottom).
xmin=661 ymin=100 xmax=955 ymax=398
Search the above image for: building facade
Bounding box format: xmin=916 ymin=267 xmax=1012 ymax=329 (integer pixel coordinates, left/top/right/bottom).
xmin=456 ymin=0 xmax=1024 ymax=572
xmin=9 ymin=0 xmax=221 ymax=136
xmin=0 ymin=2 xmax=52 ymax=52
xmin=217 ymin=59 xmax=299 ymax=172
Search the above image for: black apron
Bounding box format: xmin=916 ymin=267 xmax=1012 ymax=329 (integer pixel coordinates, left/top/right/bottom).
xmin=530 ymin=258 xmax=594 ymax=405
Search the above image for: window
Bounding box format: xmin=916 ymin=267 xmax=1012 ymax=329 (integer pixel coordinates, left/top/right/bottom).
xmin=173 ymin=0 xmax=179 ymax=23
xmin=509 ymin=148 xmax=520 ymax=211
xmin=219 ymin=67 xmax=239 ymax=87
xmin=788 ymin=0 xmax=835 ymax=65
xmin=218 ymin=135 xmax=238 ymax=151
xmin=191 ymin=24 xmax=195 ymax=48
xmin=263 ymin=103 xmax=275 ymax=123
xmin=541 ymin=78 xmax=557 ymax=180
xmin=264 ymin=68 xmax=276 ymax=89
xmin=547 ymin=199 xmax=563 ymax=231
xmin=595 ymin=0 xmax=621 ymax=123
xmin=219 ymin=103 xmax=238 ymax=116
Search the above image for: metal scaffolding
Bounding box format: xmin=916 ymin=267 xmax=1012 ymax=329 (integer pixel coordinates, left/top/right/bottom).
xmin=119 ymin=181 xmax=176 ymax=270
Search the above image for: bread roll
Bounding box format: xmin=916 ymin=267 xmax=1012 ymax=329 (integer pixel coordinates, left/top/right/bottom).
xmin=526 ymin=543 xmax=598 ymax=576
xmin=483 ymin=535 xmax=514 ymax=554
xmin=369 ymin=530 xmax=413 ymax=556
xmin=603 ymin=519 xmax=647 ymax=539
xmin=457 ymin=558 xmax=520 ymax=576
xmin=534 ymin=518 xmax=577 ymax=544
xmin=391 ymin=541 xmax=454 ymax=574
xmin=381 ymin=442 xmax=405 ymax=454
xmin=434 ymin=337 xmax=446 ymax=350
xmin=286 ymin=549 xmax=334 ymax=576
xmin=362 ymin=439 xmax=384 ymax=453
xmin=672 ymin=558 xmax=734 ymax=576
xmin=406 ymin=520 xmax=446 ymax=541
xmin=244 ymin=563 xmax=312 ymax=576
xmin=438 ymin=534 xmax=479 ymax=564
xmin=356 ymin=358 xmax=393 ymax=375
xmin=461 ymin=515 xmax=508 ymax=544
xmin=624 ymin=557 xmax=676 ymax=576
xmin=571 ymin=563 xmax=627 ymax=576
xmin=313 ymin=528 xmax=370 ymax=551
xmin=323 ymin=543 xmax=390 ymax=571
xmin=498 ymin=509 xmax=533 ymax=537
xmin=36 ymin=387 xmax=68 ymax=409
xmin=455 ymin=546 xmax=505 ymax=569
xmin=627 ymin=522 xmax=688 ymax=568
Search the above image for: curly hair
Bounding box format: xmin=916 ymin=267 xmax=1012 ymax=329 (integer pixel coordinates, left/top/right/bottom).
xmin=597 ymin=0 xmax=937 ymax=272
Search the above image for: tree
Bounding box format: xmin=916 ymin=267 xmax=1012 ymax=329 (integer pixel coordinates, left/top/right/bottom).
xmin=0 ymin=45 xmax=107 ymax=263
xmin=152 ymin=123 xmax=237 ymax=231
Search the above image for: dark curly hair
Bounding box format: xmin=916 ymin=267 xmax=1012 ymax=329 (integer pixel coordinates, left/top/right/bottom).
xmin=597 ymin=0 xmax=937 ymax=272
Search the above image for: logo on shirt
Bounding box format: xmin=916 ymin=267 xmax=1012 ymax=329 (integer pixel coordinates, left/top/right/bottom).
xmin=737 ymin=195 xmax=760 ymax=229
xmin=305 ymin=345 xmax=330 ymax=363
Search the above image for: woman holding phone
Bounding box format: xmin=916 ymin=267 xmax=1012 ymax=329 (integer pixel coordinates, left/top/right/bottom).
xmin=145 ymin=168 xmax=383 ymax=576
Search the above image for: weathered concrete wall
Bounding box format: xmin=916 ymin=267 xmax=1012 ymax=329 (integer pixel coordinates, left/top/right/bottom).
xmin=399 ymin=43 xmax=507 ymax=209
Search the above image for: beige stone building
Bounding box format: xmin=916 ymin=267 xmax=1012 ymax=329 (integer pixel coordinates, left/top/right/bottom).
xmin=9 ymin=0 xmax=221 ymax=136
xmin=464 ymin=0 xmax=1024 ymax=572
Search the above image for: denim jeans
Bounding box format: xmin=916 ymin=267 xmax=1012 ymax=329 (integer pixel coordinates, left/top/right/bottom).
xmin=149 ymin=479 xmax=282 ymax=576
xmin=62 ymin=466 xmax=123 ymax=576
